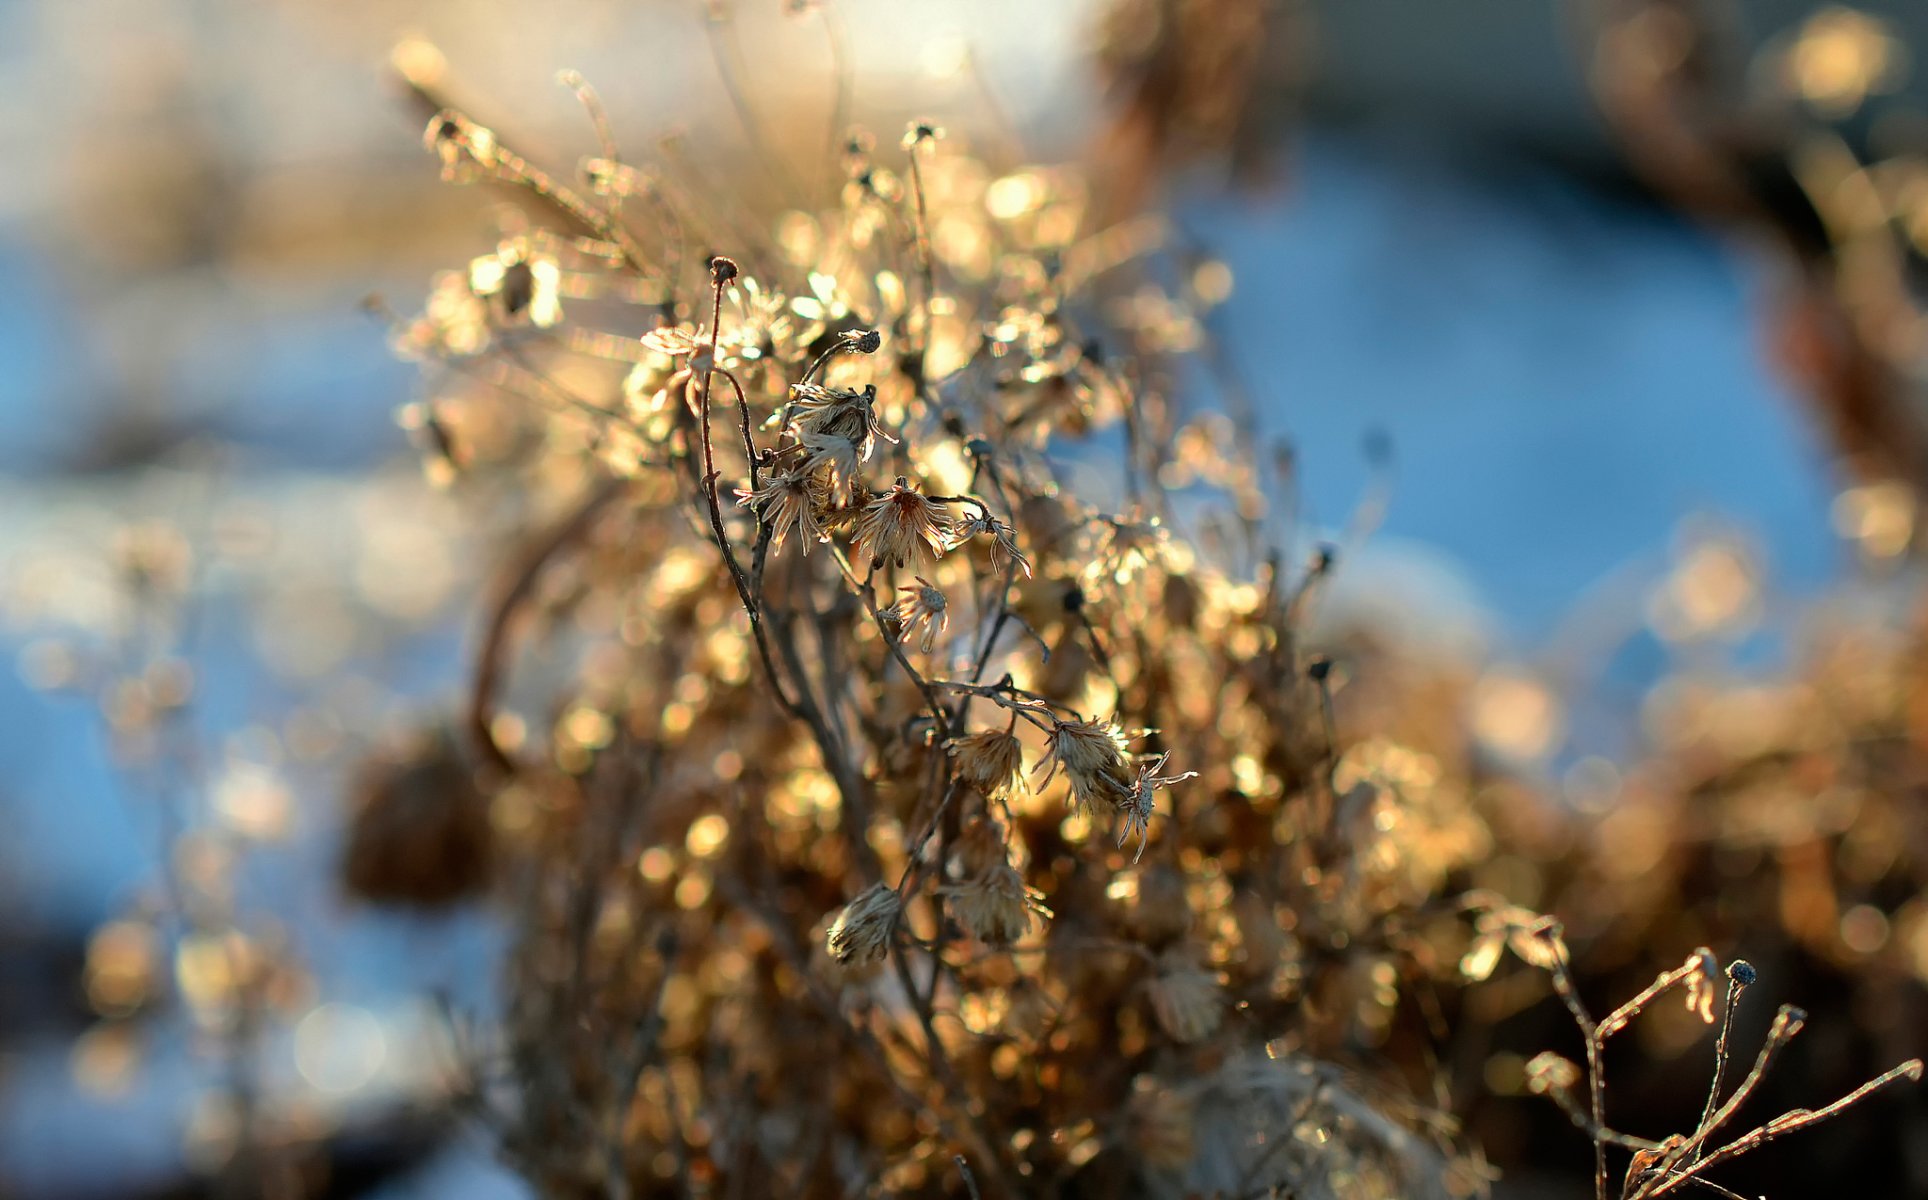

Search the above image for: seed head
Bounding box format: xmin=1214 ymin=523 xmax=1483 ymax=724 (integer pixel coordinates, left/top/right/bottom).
xmin=1036 ymin=718 xmax=1132 ymax=815
xmin=735 ymin=470 xmax=829 ymax=556
xmin=948 ymin=729 xmax=1027 ymax=798
xmin=953 ymin=512 xmax=1032 ymax=578
xmin=827 ymin=883 xmax=901 ymax=965
xmin=943 ymin=862 xmax=1047 ymax=946
xmin=889 ymin=577 xmax=949 ymax=652
xmin=799 ymin=432 xmax=864 ymax=495
xmin=1116 ymin=751 xmax=1197 ymax=863
xmin=790 ymin=384 xmax=891 ymax=461
xmin=469 ymin=239 xmax=562 ymax=327
xmin=1147 ymin=946 xmax=1222 ymax=1043
xmin=853 ymin=478 xmax=950 ymax=570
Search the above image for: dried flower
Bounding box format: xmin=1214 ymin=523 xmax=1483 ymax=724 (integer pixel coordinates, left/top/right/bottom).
xmin=799 ymin=431 xmax=864 ymax=494
xmin=1523 ymin=1051 xmax=1581 ymax=1097
xmin=1126 ymin=1077 xmax=1195 ymax=1169
xmin=736 ymin=470 xmax=829 ymax=555
xmin=469 ymin=238 xmax=562 ymax=327
xmin=341 ymin=729 xmax=493 ymax=909
xmin=827 ymin=883 xmax=901 ymax=965
xmin=640 ymin=323 xmax=706 ymax=358
xmin=1116 ymin=751 xmax=1197 ymax=862
xmin=888 ymin=577 xmax=948 ymax=651
xmin=789 ymin=383 xmax=892 ymax=460
xmin=1001 ymin=976 xmax=1058 ymax=1044
xmin=953 ymin=512 xmax=1032 ymax=578
xmin=422 ymin=110 xmax=498 ymax=182
xmin=1036 ymin=717 xmax=1133 ymax=814
xmin=1097 ymin=514 xmax=1172 ymax=583
xmin=1147 ymin=945 xmax=1222 ymax=1043
xmin=726 ymin=277 xmax=801 ymax=360
xmin=393 ymin=272 xmax=492 ymax=359
xmin=1460 ymin=897 xmax=1567 ymax=981
xmin=1685 ymin=948 xmax=1720 ymax=1024
xmin=852 ymin=478 xmax=950 ymax=570
xmin=943 ymin=862 xmax=1047 ymax=945
xmin=948 ymin=729 xmax=1027 ymax=798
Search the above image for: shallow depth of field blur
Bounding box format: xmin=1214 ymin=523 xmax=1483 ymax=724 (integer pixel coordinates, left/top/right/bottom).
xmin=8 ymin=1 xmax=1928 ymax=1197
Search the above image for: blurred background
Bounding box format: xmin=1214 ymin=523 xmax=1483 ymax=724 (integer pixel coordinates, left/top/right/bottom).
xmin=6 ymin=0 xmax=1928 ymax=1195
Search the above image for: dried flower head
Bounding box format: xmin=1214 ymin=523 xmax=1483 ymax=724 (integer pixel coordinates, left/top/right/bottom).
xmin=948 ymin=729 xmax=1027 ymax=799
xmin=1523 ymin=1051 xmax=1582 ymax=1097
xmin=799 ymin=431 xmax=864 ymax=495
xmin=889 ymin=576 xmax=948 ymax=652
xmin=826 ymin=882 xmax=901 ymax=966
xmin=469 ymin=238 xmax=562 ymax=327
xmin=1126 ymin=1077 xmax=1196 ymax=1170
xmin=394 ymin=271 xmax=490 ymax=359
xmin=953 ymin=511 xmax=1032 ymax=578
xmin=790 ymin=383 xmax=891 ymax=459
xmin=1117 ymin=750 xmax=1197 ymax=862
xmin=1148 ymin=945 xmax=1223 ymax=1043
xmin=852 ymin=478 xmax=950 ymax=570
xmin=1460 ymin=896 xmax=1567 ymax=981
xmin=341 ymin=729 xmax=493 ymax=909
xmin=736 ymin=470 xmax=829 ymax=555
xmin=1685 ymin=947 xmax=1721 ymax=1024
xmin=422 ymin=110 xmax=498 ymax=182
xmin=1036 ymin=717 xmax=1133 ymax=814
xmin=640 ymin=323 xmax=706 ymax=358
xmin=725 ymin=277 xmax=800 ymax=360
xmin=943 ymin=862 xmax=1047 ymax=945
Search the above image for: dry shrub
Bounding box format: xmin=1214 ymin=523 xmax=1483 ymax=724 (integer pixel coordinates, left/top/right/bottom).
xmin=378 ymin=42 xmax=1489 ymax=1198
xmin=362 ymin=10 xmax=1928 ymax=1198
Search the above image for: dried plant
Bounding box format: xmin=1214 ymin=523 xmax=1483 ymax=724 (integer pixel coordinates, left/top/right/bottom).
xmin=1464 ymin=896 xmax=1922 ymax=1199
xmin=17 ymin=6 xmax=1928 ymax=1197
xmin=373 ymin=35 xmax=1493 ymax=1197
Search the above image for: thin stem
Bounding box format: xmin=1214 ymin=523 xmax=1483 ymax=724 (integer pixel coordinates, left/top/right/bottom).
xmin=1693 ymin=967 xmax=1753 ymax=1162
xmin=904 ymin=132 xmax=938 ymax=390
xmin=1630 ymin=1006 xmax=1810 ymax=1200
xmin=715 ymin=366 xmax=761 ymax=492
xmin=1646 ymin=1060 xmax=1923 ymax=1197
xmin=1598 ymin=950 xmax=1716 ymax=1042
xmin=828 ymin=544 xmax=948 ymax=733
xmin=1536 ymin=923 xmax=1606 ymax=1200
xmin=468 ymin=478 xmax=628 ymax=774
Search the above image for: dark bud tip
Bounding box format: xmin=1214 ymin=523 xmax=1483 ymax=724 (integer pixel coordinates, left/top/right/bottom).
xmin=1727 ymin=960 xmax=1757 ymax=986
xmin=1313 ymin=543 xmax=1338 ymax=573
xmin=851 ymin=328 xmax=882 ymax=353
xmin=709 ymin=256 xmax=739 ymax=285
xmin=1062 ymin=585 xmax=1086 ymax=614
xmin=1307 ymin=656 xmax=1333 ymax=682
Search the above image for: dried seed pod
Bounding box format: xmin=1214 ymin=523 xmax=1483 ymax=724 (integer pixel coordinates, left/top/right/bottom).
xmin=341 ymin=726 xmax=493 ymax=909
